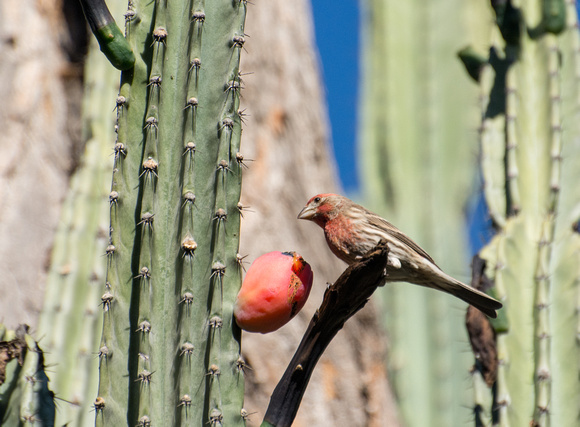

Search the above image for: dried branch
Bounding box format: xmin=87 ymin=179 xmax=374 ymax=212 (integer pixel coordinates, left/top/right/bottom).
xmin=261 ymin=242 xmax=390 ymax=427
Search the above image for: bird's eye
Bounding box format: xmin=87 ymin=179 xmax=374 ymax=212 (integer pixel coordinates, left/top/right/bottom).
xmin=314 ymin=197 xmax=321 ymax=203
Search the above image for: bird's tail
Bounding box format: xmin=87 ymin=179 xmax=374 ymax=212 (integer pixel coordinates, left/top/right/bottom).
xmin=428 ymin=272 xmax=502 ymax=318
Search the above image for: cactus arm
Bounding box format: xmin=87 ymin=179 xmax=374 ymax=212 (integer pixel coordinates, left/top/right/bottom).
xmin=470 ymin=1 xmax=580 ymax=425
xmin=19 ymin=336 xmax=55 ymax=426
xmin=78 ymin=0 xmax=135 ymax=70
xmin=546 ymin=2 xmax=580 ymax=423
xmin=0 ymin=330 xmax=23 ymax=423
xmin=529 ymin=35 xmax=562 ymax=425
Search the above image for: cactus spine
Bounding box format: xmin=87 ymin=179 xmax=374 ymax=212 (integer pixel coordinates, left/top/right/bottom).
xmin=97 ymin=0 xmax=247 ymax=425
xmin=470 ymin=0 xmax=580 ymax=426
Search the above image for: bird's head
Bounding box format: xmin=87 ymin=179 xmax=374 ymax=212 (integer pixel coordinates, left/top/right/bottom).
xmin=297 ymin=193 xmax=343 ymax=227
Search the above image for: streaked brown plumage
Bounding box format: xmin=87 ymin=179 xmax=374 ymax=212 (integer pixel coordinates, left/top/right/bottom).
xmin=298 ymin=193 xmax=502 ymax=318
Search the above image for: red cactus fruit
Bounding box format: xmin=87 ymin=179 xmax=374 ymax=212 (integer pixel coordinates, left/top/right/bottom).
xmin=234 ymin=251 xmax=314 ymax=333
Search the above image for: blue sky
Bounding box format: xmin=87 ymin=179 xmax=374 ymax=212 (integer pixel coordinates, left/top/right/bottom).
xmin=312 ymin=3 xmax=580 ymax=190
xmin=311 ymin=0 xmax=360 ymax=193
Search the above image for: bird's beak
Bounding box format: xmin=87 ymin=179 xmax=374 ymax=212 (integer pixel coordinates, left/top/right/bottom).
xmin=297 ymin=205 xmax=315 ymax=220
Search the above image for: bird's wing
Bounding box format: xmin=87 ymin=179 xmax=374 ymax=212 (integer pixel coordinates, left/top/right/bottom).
xmin=366 ymin=214 xmax=436 ymax=264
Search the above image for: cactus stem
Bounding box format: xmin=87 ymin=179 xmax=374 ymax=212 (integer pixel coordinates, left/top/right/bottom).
xmin=96 ymin=0 xmax=247 ymax=423
xmin=480 ymin=60 xmax=508 ymax=227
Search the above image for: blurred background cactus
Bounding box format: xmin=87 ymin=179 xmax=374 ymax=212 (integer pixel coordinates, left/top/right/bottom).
xmin=35 ymin=1 xmax=121 ymax=422
xmin=358 ymin=0 xmax=485 ymax=424
xmin=469 ymin=1 xmax=580 ymax=426
xmin=359 ymin=0 xmax=580 ymax=426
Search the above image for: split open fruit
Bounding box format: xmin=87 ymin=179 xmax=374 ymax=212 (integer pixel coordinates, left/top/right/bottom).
xmin=234 ymin=251 xmax=314 ymax=333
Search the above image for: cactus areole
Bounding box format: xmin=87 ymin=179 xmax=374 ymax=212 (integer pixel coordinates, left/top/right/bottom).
xmin=234 ymin=251 xmax=314 ymax=333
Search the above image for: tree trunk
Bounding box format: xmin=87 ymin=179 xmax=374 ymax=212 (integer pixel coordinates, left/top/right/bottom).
xmin=0 ymin=0 xmax=83 ymax=327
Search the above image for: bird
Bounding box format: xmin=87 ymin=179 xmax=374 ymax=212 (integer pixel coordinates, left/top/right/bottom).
xmin=297 ymin=193 xmax=502 ymax=318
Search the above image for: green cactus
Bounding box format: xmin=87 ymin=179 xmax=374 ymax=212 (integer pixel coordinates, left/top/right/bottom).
xmin=36 ymin=32 xmax=118 ymax=427
xmin=359 ymin=0 xmax=484 ymax=424
xmin=32 ymin=0 xmax=126 ymax=424
xmin=96 ymin=0 xmax=247 ymax=425
xmin=470 ymin=1 xmax=580 ymax=426
xmin=0 ymin=326 xmax=56 ymax=426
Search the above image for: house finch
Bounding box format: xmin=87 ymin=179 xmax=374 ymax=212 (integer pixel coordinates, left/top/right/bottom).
xmin=298 ymin=193 xmax=502 ymax=318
